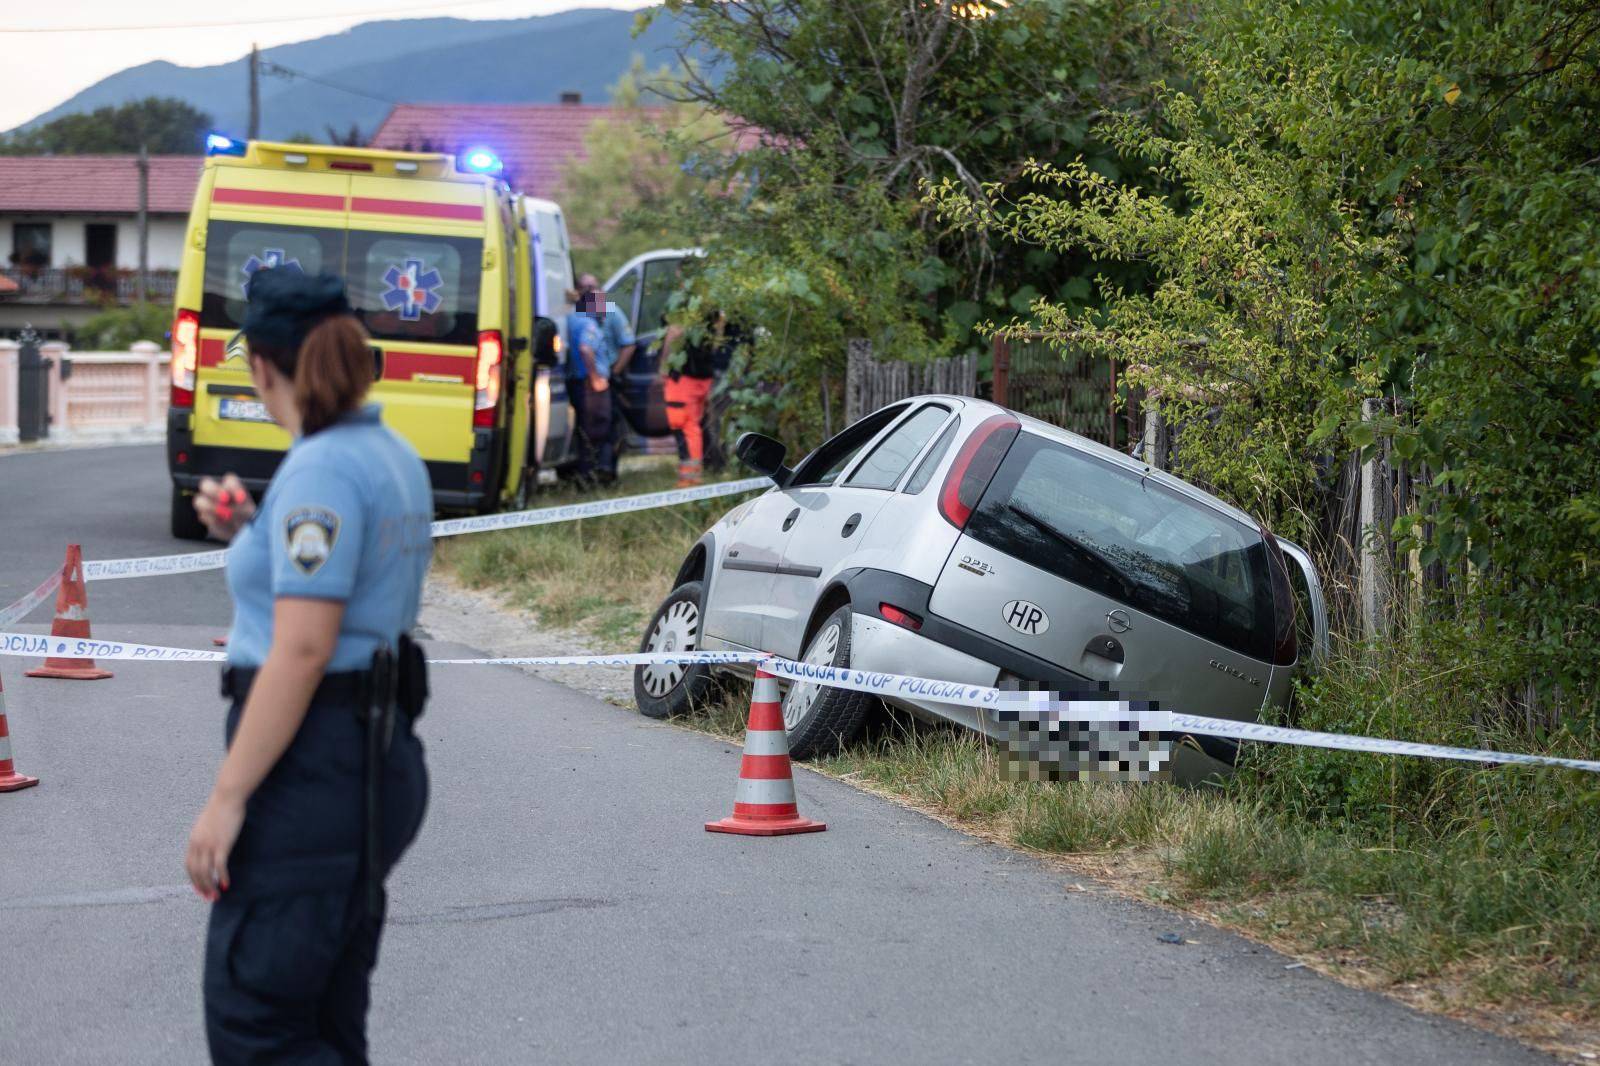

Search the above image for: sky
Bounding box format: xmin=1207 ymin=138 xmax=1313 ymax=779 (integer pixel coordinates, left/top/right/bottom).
xmin=0 ymin=1 xmax=655 ymax=131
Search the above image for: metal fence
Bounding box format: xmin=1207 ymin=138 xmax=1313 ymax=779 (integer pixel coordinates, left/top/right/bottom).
xmin=4 ymin=268 xmax=178 ymax=304
xmin=991 ymin=333 xmax=1138 ymax=451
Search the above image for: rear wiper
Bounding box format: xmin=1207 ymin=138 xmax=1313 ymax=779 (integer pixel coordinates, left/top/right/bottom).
xmin=1006 ymin=503 xmax=1135 ymax=599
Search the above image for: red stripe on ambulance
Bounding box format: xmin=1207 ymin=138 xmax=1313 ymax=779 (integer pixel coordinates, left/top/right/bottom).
xmin=383 ymin=350 xmax=472 ymax=384
xmin=212 ymin=188 xmax=345 ymax=212
xmin=350 ymin=197 xmax=483 ymax=221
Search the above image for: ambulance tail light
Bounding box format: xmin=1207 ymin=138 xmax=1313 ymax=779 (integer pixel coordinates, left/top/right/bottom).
xmin=171 ymin=309 xmax=199 ymax=408
xmin=473 ymin=330 xmax=504 ymax=427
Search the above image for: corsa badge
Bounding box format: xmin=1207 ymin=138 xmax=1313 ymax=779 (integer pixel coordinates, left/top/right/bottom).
xmin=284 ymin=507 xmax=340 ymax=576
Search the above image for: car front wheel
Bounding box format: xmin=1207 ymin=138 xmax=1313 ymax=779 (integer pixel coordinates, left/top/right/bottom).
xmin=634 ymin=580 xmax=718 ymax=719
xmin=782 ymin=603 xmax=874 ymax=760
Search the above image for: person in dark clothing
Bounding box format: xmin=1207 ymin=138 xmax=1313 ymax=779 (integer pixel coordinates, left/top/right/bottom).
xmin=564 ymin=288 xmax=614 ymax=482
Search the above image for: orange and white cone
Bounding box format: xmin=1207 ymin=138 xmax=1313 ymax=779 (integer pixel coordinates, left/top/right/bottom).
xmin=706 ymin=669 xmax=826 ymax=836
xmin=0 ymin=671 xmax=40 ymax=792
xmin=26 ymin=544 xmax=113 ymax=681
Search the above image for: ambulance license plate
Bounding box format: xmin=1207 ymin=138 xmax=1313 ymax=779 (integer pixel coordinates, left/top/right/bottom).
xmin=218 ymin=398 xmax=272 ymax=424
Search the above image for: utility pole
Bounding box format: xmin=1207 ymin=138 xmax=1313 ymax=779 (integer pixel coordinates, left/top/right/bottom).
xmin=135 ymin=144 xmax=149 ymax=306
xmin=248 ymin=44 xmax=260 ymax=140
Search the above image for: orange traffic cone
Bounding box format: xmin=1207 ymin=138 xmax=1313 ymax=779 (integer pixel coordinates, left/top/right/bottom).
xmin=706 ymin=669 xmax=826 ymax=836
xmin=0 ymin=671 xmax=40 ymax=792
xmin=26 ymin=544 xmax=113 ymax=681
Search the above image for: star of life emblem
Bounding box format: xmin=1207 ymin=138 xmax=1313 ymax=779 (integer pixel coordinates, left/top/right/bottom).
xmin=381 ymin=258 xmax=444 ymax=321
xmin=240 ymin=249 xmax=303 ymax=296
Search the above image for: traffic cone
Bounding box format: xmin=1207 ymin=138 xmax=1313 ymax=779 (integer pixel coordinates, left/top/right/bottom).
xmin=706 ymin=669 xmax=826 ymax=836
xmin=26 ymin=544 xmax=113 ymax=681
xmin=0 ymin=671 xmax=40 ymax=792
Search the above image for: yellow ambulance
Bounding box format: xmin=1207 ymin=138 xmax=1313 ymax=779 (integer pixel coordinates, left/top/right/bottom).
xmin=166 ymin=137 xmax=559 ymax=539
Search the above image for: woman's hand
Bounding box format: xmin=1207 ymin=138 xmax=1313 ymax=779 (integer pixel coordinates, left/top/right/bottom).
xmin=195 ymin=474 xmax=256 ymax=542
xmin=185 ymin=791 xmax=245 ymax=901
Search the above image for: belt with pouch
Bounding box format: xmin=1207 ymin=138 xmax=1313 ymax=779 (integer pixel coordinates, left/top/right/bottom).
xmin=220 ymin=634 xmax=429 ymax=917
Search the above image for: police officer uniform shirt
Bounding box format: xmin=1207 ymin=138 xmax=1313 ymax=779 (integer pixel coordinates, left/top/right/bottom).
xmin=225 ymin=403 xmax=433 ymax=671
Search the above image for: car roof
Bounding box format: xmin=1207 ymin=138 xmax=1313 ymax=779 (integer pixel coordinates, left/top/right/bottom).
xmin=890 ymin=394 xmax=1264 ymax=533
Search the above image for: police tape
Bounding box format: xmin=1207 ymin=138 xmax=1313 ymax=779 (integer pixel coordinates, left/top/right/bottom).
xmin=69 ymin=477 xmax=771 ymax=582
xmin=3 ymin=632 xmax=1596 ymax=775
xmin=0 ymin=571 xmax=62 ymax=628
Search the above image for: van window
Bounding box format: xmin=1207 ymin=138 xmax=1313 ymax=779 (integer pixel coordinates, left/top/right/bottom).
xmin=966 ymin=433 xmax=1277 ymax=662
xmin=347 ymin=232 xmax=482 ymax=347
xmin=845 ymin=404 xmax=950 ymax=490
xmin=200 ymin=222 xmax=343 ymax=330
xmin=607 ymin=269 xmax=639 ymax=329
xmin=637 ymin=257 xmax=683 ymax=339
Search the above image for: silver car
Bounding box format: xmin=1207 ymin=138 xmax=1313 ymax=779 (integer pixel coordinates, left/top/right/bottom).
xmin=633 ymin=396 xmax=1328 ymax=776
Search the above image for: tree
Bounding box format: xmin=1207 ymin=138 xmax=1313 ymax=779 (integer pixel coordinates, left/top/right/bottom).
xmin=643 ymin=0 xmax=1166 ymax=435
xmin=0 ymin=97 xmax=213 ymax=155
xmin=556 ymin=60 xmax=729 ymax=279
xmin=930 ymin=0 xmax=1600 ymax=713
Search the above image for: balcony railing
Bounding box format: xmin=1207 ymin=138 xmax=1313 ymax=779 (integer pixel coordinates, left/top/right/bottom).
xmin=1 ymin=267 xmax=179 ymax=305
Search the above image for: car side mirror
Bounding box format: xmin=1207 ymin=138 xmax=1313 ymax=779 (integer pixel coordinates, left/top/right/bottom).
xmin=736 ymin=432 xmax=791 ymax=484
xmin=533 ymin=316 xmax=560 ymax=368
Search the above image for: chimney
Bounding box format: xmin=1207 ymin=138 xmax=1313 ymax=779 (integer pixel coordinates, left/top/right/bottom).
xmin=559 ymin=91 xmax=582 ymax=105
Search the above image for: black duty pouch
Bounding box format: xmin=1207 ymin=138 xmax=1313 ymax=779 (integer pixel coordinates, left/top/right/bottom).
xmin=396 ymin=633 xmax=429 ymax=724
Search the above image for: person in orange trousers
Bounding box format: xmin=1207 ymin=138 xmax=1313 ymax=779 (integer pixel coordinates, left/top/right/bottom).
xmin=658 ymin=310 xmax=725 ymax=487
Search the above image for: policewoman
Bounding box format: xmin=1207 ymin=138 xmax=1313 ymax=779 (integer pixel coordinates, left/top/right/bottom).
xmin=183 ymin=268 xmax=433 ymax=1064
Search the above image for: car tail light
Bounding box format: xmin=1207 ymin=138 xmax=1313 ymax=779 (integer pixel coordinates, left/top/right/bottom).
xmin=1261 ymin=530 xmax=1300 ymax=666
xmin=473 ymin=330 xmax=503 ymax=427
xmin=938 ymin=414 xmax=1020 ymax=529
xmin=879 ymin=603 xmax=923 ymax=631
xmin=170 ymin=309 xmax=199 ymax=408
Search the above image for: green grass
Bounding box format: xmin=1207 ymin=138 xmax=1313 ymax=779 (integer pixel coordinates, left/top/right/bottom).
xmin=438 ymin=472 xmax=1600 ymax=1044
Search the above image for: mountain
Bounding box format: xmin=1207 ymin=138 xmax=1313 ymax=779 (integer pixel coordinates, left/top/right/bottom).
xmin=14 ymin=8 xmax=691 ymax=142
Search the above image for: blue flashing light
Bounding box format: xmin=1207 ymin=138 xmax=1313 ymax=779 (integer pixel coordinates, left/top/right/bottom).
xmin=461 ymin=146 xmax=502 ymax=175
xmin=206 ymin=133 xmax=247 ymax=157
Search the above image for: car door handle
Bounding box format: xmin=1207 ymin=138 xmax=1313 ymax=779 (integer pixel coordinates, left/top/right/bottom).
xmin=782 ymin=508 xmax=800 ymax=532
xmin=841 ymin=513 xmax=862 ymax=537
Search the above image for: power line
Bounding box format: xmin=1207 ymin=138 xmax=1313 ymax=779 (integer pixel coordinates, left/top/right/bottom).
xmin=0 ymin=0 xmax=540 ymax=34
xmin=261 ymin=61 xmax=397 ymax=108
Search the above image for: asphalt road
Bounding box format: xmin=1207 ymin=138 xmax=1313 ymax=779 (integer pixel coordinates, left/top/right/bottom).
xmin=0 ymin=444 xmax=1553 ymax=1064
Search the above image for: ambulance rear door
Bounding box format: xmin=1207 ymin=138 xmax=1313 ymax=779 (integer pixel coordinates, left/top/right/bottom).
xmin=345 ymin=174 xmax=489 ymax=485
xmin=194 ymin=166 xmax=352 ymax=463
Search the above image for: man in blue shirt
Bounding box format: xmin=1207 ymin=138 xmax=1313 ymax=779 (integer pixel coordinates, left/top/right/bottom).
xmin=577 ymin=273 xmax=635 ymax=481
xmin=564 ymin=289 xmax=613 ymax=481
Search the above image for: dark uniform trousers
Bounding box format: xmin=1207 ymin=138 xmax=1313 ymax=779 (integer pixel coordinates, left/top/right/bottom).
xmin=568 ymin=375 xmax=614 ymax=479
xmin=205 ymin=677 xmax=427 ymax=1065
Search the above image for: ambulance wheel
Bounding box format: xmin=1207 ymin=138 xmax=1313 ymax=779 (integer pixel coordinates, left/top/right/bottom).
xmin=782 ymin=603 xmax=873 ymax=761
xmin=171 ymin=486 xmax=208 ymax=541
xmin=634 ymin=581 xmax=718 ymax=719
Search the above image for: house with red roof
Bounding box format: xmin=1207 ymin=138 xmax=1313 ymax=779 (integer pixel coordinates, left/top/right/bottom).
xmin=0 ymin=155 xmax=202 ymax=335
xmin=367 ymin=97 xmax=642 ymax=201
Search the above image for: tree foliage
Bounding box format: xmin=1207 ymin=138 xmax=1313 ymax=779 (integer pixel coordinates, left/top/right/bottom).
xmin=642 ymin=0 xmax=1166 ymax=432
xmin=0 ymin=97 xmax=213 ymax=155
xmin=930 ymin=0 xmax=1600 ymax=706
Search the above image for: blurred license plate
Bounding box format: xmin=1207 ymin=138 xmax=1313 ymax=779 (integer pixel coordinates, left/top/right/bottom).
xmin=218 ymin=398 xmax=272 ymax=423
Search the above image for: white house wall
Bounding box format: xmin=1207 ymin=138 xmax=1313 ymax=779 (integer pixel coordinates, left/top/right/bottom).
xmin=2 ymin=214 xmax=187 ymax=271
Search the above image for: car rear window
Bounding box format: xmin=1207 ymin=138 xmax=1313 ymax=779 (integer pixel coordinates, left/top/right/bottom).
xmin=200 ymin=221 xmax=344 ymax=331
xmin=347 ymin=231 xmax=482 ymax=347
xmin=965 ymin=433 xmax=1277 ymax=662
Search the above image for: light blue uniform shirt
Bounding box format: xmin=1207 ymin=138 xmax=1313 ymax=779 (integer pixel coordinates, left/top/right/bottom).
xmin=564 ymin=312 xmax=609 ymax=379
xmin=601 ymin=307 xmax=635 ymax=363
xmin=225 ymin=404 xmax=433 ymax=672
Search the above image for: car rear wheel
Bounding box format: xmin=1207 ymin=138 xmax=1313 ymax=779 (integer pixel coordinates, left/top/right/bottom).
xmin=634 ymin=580 xmax=718 ymax=719
xmin=783 ymin=602 xmax=874 ymax=760
xmin=171 ymin=486 xmax=208 ymax=541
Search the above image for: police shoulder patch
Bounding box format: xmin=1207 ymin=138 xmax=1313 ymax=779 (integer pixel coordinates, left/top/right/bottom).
xmin=283 ymin=506 xmax=341 ymax=576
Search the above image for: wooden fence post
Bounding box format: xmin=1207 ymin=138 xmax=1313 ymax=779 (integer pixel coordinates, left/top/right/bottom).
xmin=991 ymin=335 xmax=1010 ymax=407
xmin=1140 ymin=408 xmax=1168 ymax=470
xmin=1358 ymin=398 xmax=1394 ymax=641
xmin=845 ymin=338 xmax=870 ymax=425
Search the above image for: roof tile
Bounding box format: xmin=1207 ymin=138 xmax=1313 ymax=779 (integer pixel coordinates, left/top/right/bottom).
xmin=0 ymin=156 xmax=201 ymax=214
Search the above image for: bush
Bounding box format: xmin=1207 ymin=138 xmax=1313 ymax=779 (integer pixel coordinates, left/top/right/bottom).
xmin=74 ymin=303 xmax=170 ymax=351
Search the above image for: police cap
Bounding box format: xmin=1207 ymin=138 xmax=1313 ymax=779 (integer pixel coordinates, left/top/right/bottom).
xmin=240 ymin=268 xmax=352 ymax=357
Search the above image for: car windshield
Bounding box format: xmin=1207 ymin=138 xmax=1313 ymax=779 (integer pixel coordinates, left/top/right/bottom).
xmin=966 ymin=433 xmax=1276 ymax=661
